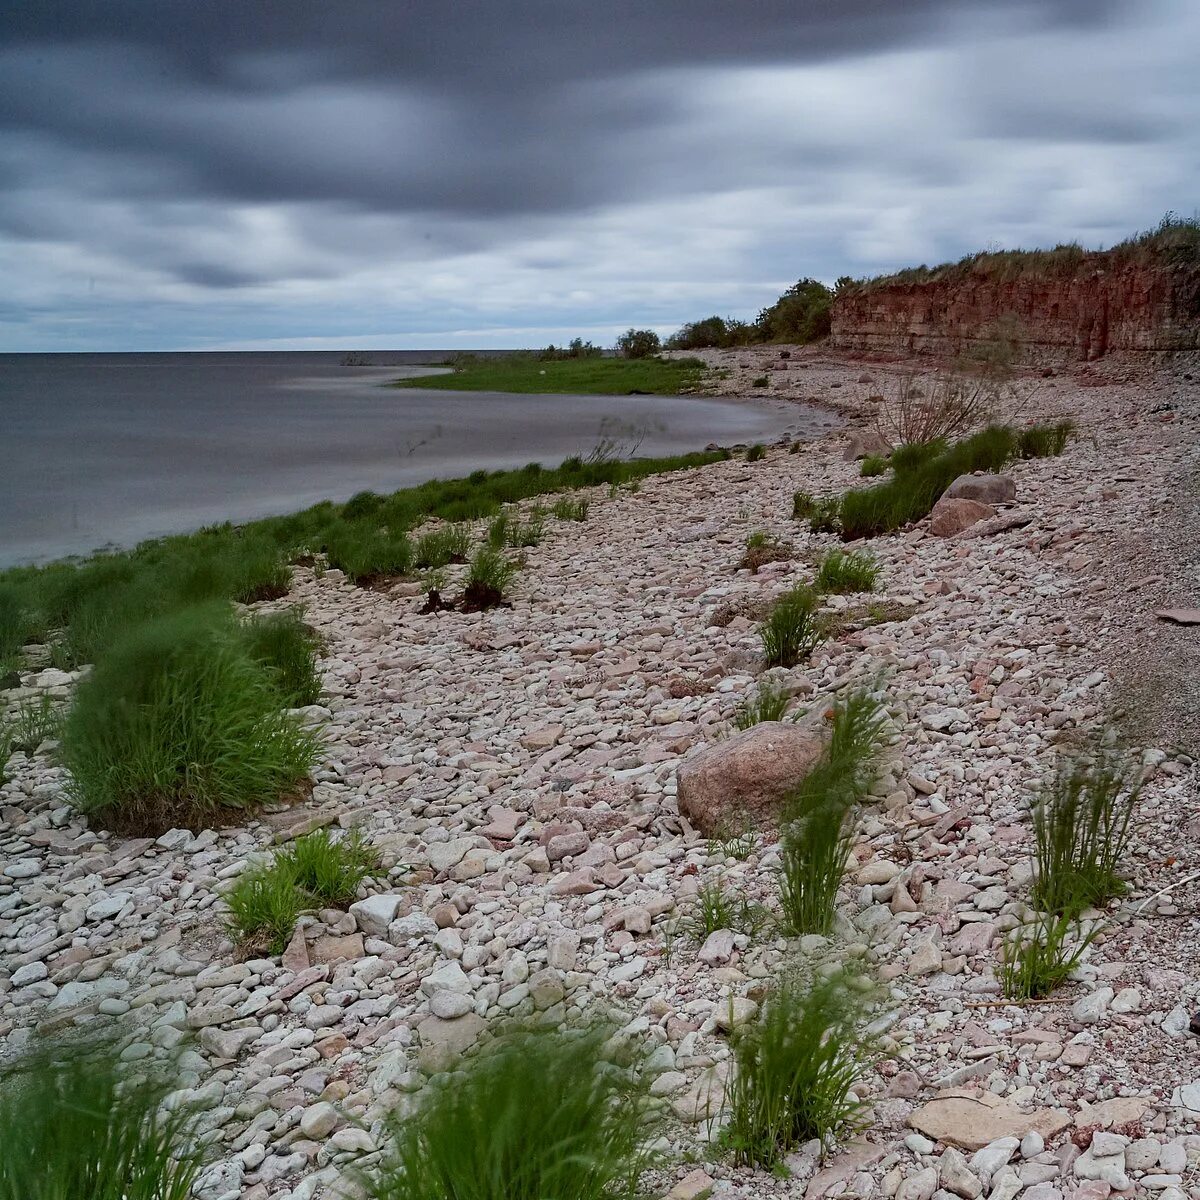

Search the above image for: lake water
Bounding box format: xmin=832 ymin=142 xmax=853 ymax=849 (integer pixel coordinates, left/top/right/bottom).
xmin=0 ymin=351 xmax=837 ymax=566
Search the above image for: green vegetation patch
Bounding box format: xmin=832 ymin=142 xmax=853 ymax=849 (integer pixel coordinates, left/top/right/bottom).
xmin=61 ymin=606 xmax=320 ymax=834
xmin=393 ymin=354 xmax=706 ymax=395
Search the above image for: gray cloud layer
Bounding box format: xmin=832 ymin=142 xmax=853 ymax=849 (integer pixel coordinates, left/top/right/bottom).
xmin=0 ymin=0 xmax=1194 ymax=350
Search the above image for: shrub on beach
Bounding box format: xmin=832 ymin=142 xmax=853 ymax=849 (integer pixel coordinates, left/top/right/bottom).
xmin=366 ymin=1021 xmax=658 ymax=1200
xmin=0 ymin=1029 xmax=202 ymax=1200
xmin=62 ymin=606 xmax=319 ymax=833
xmin=745 ymin=443 xmax=766 ymax=462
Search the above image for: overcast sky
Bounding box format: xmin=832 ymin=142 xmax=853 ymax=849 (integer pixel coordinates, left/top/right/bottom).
xmin=1 ymin=1 xmax=1196 ymax=352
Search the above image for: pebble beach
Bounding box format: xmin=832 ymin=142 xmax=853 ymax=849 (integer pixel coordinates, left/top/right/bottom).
xmin=3 ymin=347 xmax=1200 ymax=1200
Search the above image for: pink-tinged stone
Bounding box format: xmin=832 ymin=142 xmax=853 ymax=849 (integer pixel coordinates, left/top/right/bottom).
xmin=930 ymin=497 xmax=994 ymax=537
xmin=550 ymin=869 xmax=601 ymax=896
xmin=676 ymin=721 xmax=826 ymax=835
xmin=308 ymin=933 xmax=365 ymax=965
xmin=282 ymin=926 xmax=310 ymax=972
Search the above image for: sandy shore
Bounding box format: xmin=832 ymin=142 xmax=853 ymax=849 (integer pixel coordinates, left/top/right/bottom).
xmin=2 ymin=350 xmax=1199 ymax=1200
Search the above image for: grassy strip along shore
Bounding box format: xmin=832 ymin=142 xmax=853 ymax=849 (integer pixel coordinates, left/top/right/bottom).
xmin=393 ymin=354 xmax=707 ymax=395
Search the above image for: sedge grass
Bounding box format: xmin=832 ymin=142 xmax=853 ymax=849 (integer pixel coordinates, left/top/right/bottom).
xmin=0 ymin=1030 xmax=202 ymax=1200
xmin=61 ymin=606 xmax=320 ymax=833
xmin=223 ymin=865 xmax=309 ymax=955
xmin=238 ymin=607 xmax=323 ymax=707
xmin=734 ymin=679 xmax=791 ymax=729
xmin=723 ymin=968 xmax=881 ymax=1169
xmin=815 ymin=549 xmax=880 ymax=594
xmin=278 ymin=827 xmax=381 ymax=906
xmin=759 ymin=585 xmax=821 ymax=668
xmin=999 ymin=911 xmax=1099 ymax=999
xmin=366 ymin=1020 xmax=659 ymax=1200
xmin=1030 ymin=742 xmax=1138 ymax=917
xmin=778 ymin=691 xmax=886 ymax=936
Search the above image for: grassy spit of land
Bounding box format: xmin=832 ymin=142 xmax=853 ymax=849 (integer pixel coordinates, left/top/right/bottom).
xmin=392 ymin=354 xmax=707 ymax=395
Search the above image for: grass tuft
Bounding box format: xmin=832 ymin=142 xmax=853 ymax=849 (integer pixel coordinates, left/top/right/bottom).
xmin=61 ymin=606 xmax=319 ymax=833
xmin=734 ymin=679 xmax=791 ymax=729
xmin=1030 ymin=742 xmax=1138 ymax=917
xmin=1017 ymin=420 xmax=1075 ymax=459
xmin=238 ymin=607 xmax=323 ymax=707
xmin=860 ymin=454 xmax=887 ymax=477
xmin=278 ymin=827 xmax=380 ymax=907
xmin=223 ymin=865 xmax=309 ymax=955
xmin=778 ymin=691 xmax=886 ymax=936
xmin=414 ymin=525 xmax=471 ymax=569
xmin=723 ymin=968 xmax=881 ymax=1169
xmin=0 ymin=1029 xmax=202 ymax=1200
xmin=815 ymin=549 xmax=880 ymax=594
xmin=225 ymin=828 xmax=380 ymax=952
xmin=366 ymin=1020 xmax=659 ymax=1200
xmin=551 ymin=497 xmax=590 ymax=522
xmin=999 ymin=911 xmax=1098 ymax=999
xmin=745 ymin=444 xmax=767 ymax=462
xmin=759 ymin=585 xmax=821 ymax=668
xmin=462 ymin=547 xmax=518 ymax=610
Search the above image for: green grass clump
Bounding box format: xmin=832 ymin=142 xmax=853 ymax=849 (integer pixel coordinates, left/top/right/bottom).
xmin=462 ymin=548 xmax=518 ymax=609
xmin=751 ymin=375 xmax=770 ymax=389
xmin=414 ymin=524 xmax=471 ymax=569
xmin=551 ymin=497 xmax=590 ymax=522
xmin=791 ymin=490 xmax=816 ymax=520
xmin=238 ymin=608 xmax=323 ymax=707
xmin=723 ymin=968 xmax=881 ymax=1169
xmin=804 ymin=496 xmax=842 ymax=534
xmin=225 ymin=828 xmax=380 ymax=952
xmin=0 ymin=1030 xmax=202 ymax=1200
xmin=745 ymin=443 xmax=766 ymax=462
xmin=366 ymin=1021 xmax=659 ymax=1200
xmin=734 ymin=679 xmax=791 ymax=729
xmin=4 ymin=694 xmax=62 ymax=755
xmin=61 ymin=606 xmax=320 ymax=833
xmin=505 ymin=516 xmax=545 ymax=548
xmin=999 ymin=911 xmax=1098 ymax=999
xmin=692 ymin=877 xmax=771 ymax=938
xmin=223 ymin=865 xmax=309 ymax=955
xmin=815 ymin=549 xmax=880 ymax=594
xmin=888 ymin=439 xmax=947 ymax=472
xmin=279 ymin=827 xmax=380 ymax=906
xmin=1030 ymin=743 xmax=1138 ymax=917
xmin=393 ymin=354 xmax=706 ymax=395
xmin=839 ymin=425 xmax=1018 ymax=540
xmin=778 ymin=691 xmax=886 ymax=936
xmin=1017 ymin=420 xmax=1076 ymax=459
xmin=324 ymin=523 xmax=413 ymax=584
xmin=759 ymin=585 xmax=821 ymax=668
xmin=859 ymin=454 xmax=887 ymax=477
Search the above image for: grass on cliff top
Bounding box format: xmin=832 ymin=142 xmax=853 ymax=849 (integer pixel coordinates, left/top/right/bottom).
xmin=847 ymin=212 xmax=1200 ymax=291
xmin=392 ymin=354 xmax=707 ymax=395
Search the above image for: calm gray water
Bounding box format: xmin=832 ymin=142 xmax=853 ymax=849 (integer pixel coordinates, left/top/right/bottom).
xmin=0 ymin=351 xmax=836 ymax=566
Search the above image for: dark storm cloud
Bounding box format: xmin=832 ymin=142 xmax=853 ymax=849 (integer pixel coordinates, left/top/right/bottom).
xmin=0 ymin=0 xmax=1194 ymax=350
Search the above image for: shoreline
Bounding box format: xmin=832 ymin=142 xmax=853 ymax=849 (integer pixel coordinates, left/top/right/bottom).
xmin=3 ymin=350 xmax=1200 ymax=1199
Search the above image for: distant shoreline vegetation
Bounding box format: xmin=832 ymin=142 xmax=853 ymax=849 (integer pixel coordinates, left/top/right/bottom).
xmin=392 ymin=352 xmax=707 ymax=396
xmin=0 ymin=447 xmax=730 ymax=685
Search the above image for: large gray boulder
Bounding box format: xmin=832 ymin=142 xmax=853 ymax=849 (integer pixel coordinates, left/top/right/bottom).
xmin=676 ymin=721 xmax=826 ymax=835
xmin=945 ymin=472 xmax=1016 ymax=505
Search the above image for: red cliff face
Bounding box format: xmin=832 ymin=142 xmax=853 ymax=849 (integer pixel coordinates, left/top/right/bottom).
xmin=831 ymin=259 xmax=1200 ymax=360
